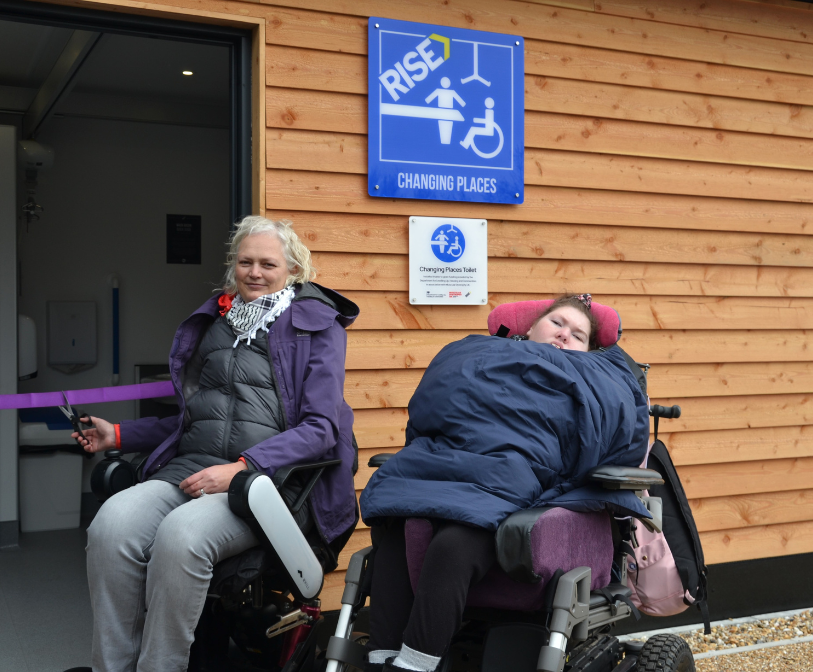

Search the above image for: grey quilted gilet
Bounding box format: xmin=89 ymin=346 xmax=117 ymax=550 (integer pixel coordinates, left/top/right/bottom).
xmin=152 ymin=316 xmax=286 ymax=485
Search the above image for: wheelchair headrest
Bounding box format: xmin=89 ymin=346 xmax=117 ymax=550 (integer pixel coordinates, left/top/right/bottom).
xmin=487 ymin=300 xmax=622 ymax=348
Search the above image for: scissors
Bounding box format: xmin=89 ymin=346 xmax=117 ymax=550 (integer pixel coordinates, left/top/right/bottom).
xmin=58 ymin=391 xmax=93 ymax=443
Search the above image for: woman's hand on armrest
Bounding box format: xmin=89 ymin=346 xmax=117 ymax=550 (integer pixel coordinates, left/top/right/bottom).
xmin=180 ymin=461 xmax=248 ymax=498
xmin=72 ymin=416 xmax=116 ymax=454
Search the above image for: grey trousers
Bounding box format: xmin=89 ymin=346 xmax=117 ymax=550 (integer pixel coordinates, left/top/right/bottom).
xmin=86 ymin=479 xmax=260 ymax=672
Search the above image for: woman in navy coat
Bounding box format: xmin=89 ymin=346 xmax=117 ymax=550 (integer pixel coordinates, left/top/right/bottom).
xmin=361 ymin=296 xmax=648 ymax=672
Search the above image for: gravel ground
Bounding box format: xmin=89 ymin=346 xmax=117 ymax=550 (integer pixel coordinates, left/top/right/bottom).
xmin=681 ymin=610 xmax=813 ymax=654
xmin=625 ymin=610 xmax=813 ymax=669
xmin=693 ymin=641 xmax=813 ymax=671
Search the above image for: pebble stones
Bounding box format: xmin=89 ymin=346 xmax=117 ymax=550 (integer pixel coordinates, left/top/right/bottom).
xmin=695 ymin=641 xmax=813 ymax=671
xmin=683 ymin=611 xmax=813 ymax=654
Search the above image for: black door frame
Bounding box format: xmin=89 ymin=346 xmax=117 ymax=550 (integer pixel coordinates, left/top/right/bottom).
xmin=0 ymin=0 xmax=253 ymax=224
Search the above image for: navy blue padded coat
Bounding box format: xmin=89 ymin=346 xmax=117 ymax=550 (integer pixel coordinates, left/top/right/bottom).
xmin=360 ymin=335 xmax=651 ymax=530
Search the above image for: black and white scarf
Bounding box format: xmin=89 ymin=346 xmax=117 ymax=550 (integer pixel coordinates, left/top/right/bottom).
xmin=225 ymin=286 xmax=295 ymax=347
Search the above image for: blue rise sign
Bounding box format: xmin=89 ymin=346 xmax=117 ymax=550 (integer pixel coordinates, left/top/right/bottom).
xmin=368 ymin=17 xmax=525 ymax=205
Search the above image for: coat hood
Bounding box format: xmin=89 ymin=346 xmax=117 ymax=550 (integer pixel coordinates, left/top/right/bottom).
xmin=291 ymin=282 xmax=360 ymax=331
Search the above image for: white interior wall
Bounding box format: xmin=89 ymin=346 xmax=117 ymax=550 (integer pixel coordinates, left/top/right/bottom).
xmin=0 ymin=125 xmax=19 ymax=538
xmin=16 ymin=116 xmax=230 ymax=489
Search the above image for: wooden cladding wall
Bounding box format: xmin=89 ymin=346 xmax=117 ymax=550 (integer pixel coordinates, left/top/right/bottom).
xmin=103 ymin=0 xmax=813 ymax=608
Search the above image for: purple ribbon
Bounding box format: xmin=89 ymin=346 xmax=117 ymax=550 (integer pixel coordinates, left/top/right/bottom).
xmin=0 ymin=381 xmax=175 ymax=410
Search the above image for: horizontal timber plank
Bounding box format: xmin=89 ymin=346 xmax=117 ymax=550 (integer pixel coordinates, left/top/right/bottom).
xmin=265 ymin=170 xmax=813 ymax=236
xmin=526 ymin=112 xmax=813 ymax=170
xmin=315 ymin=253 xmax=813 ymax=298
xmin=701 ymin=519 xmax=813 ymax=564
xmin=662 ymin=426 xmax=813 ymax=466
xmin=346 ymin=330 xmax=482 ymax=369
xmin=338 ymin=291 xmax=813 ymax=330
xmin=264 ymin=6 xmax=366 ymax=53
xmin=751 ymin=0 xmax=813 ymax=10
xmin=619 ymin=330 xmax=813 ymax=364
xmin=264 ymin=0 xmax=813 ymax=76
xmin=284 ymin=209 xmax=813 ymax=268
xmin=352 ymin=408 xmax=408 ymax=448
xmin=345 ymin=369 xmax=424 ymax=409
xmin=266 ymin=44 xmax=364 ymax=93
xmin=252 ymin=0 xmax=813 ymax=61
xmin=691 ymin=489 xmax=813 ymax=533
xmin=267 ymin=128 xmax=365 ymax=173
xmin=265 ymin=39 xmax=813 ymax=107
xmin=527 ymin=76 xmax=813 ymax=140
xmin=266 ymin=89 xmax=813 ymax=170
xmin=256 ymin=0 xmax=813 ymax=54
xmin=527 ymin=149 xmax=813 ymax=202
xmin=353 ymin=394 xmax=813 ymax=444
xmin=266 ymin=87 xmax=365 ymax=134
xmin=345 ymin=329 xmax=813 ymax=368
xmin=647 ymin=394 xmax=813 ymax=432
xmin=595 ymin=0 xmax=813 ymax=45
xmin=343 ymin=362 xmax=813 ymax=410
xmin=265 ymin=63 xmax=813 ymax=140
xmin=267 ymin=129 xmax=813 ymax=202
xmin=648 ymin=362 xmax=813 ymax=398
xmin=678 ymin=456 xmax=813 ymax=498
xmin=524 ymin=37 xmax=813 ymax=106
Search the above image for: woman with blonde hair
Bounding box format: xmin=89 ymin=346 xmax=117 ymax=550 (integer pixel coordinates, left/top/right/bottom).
xmin=75 ymin=216 xmax=359 ymax=672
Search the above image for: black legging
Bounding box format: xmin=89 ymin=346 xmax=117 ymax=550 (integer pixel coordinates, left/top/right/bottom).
xmin=366 ymin=519 xmax=496 ymax=657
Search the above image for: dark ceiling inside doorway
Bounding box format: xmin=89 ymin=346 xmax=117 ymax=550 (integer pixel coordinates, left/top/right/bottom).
xmin=0 ymin=19 xmax=230 ymax=137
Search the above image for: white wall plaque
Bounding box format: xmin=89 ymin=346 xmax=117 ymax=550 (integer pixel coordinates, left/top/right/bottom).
xmin=409 ymin=216 xmax=488 ymax=305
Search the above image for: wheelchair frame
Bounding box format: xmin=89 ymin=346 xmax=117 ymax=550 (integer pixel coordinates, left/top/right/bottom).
xmin=87 ymin=384 xmax=690 ymax=672
xmin=321 ymin=409 xmax=689 ymax=672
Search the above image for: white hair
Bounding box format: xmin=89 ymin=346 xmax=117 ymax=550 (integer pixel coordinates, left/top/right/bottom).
xmin=221 ymin=216 xmax=315 ymax=293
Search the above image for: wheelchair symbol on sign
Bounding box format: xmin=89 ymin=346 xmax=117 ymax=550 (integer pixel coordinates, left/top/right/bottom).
xmin=431 ymin=224 xmax=465 ymax=262
xmin=460 ymin=97 xmax=503 ymax=159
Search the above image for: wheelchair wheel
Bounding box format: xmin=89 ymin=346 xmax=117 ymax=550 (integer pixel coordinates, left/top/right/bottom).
xmin=636 ymin=634 xmax=694 ymax=672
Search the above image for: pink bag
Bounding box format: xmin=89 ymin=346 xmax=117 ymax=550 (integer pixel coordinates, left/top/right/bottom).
xmin=626 ymin=517 xmax=692 ymax=617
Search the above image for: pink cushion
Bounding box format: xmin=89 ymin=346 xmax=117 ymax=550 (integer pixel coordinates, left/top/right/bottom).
xmin=487 ymin=300 xmax=621 ymax=348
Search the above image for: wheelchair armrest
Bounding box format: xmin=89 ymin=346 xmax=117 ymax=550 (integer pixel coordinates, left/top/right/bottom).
xmin=588 ymin=466 xmax=664 ymax=490
xmin=368 ymin=453 xmax=396 ymax=468
xmin=227 ymin=472 xmax=324 ymax=601
xmin=271 ymin=458 xmax=342 ymax=514
xmin=495 ymin=507 xmax=553 ymax=583
xmin=272 ymin=459 xmax=342 ymax=488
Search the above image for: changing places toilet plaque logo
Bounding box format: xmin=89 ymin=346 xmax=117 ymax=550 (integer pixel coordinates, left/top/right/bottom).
xmin=410 ymin=216 xmax=488 ymax=306
xmin=369 ymin=18 xmax=524 ymax=205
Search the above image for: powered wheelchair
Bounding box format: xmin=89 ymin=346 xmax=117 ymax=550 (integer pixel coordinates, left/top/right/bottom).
xmin=85 ymin=297 xmax=692 ymax=672
xmin=89 ymin=447 xmax=356 ymax=672
xmin=321 ymin=299 xmax=695 ymax=672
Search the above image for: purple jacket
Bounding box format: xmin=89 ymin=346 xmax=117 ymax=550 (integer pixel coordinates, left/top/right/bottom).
xmin=118 ymin=283 xmax=360 ymax=543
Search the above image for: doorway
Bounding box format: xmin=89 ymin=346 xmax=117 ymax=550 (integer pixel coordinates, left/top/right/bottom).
xmin=0 ymin=2 xmax=255 ymax=667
